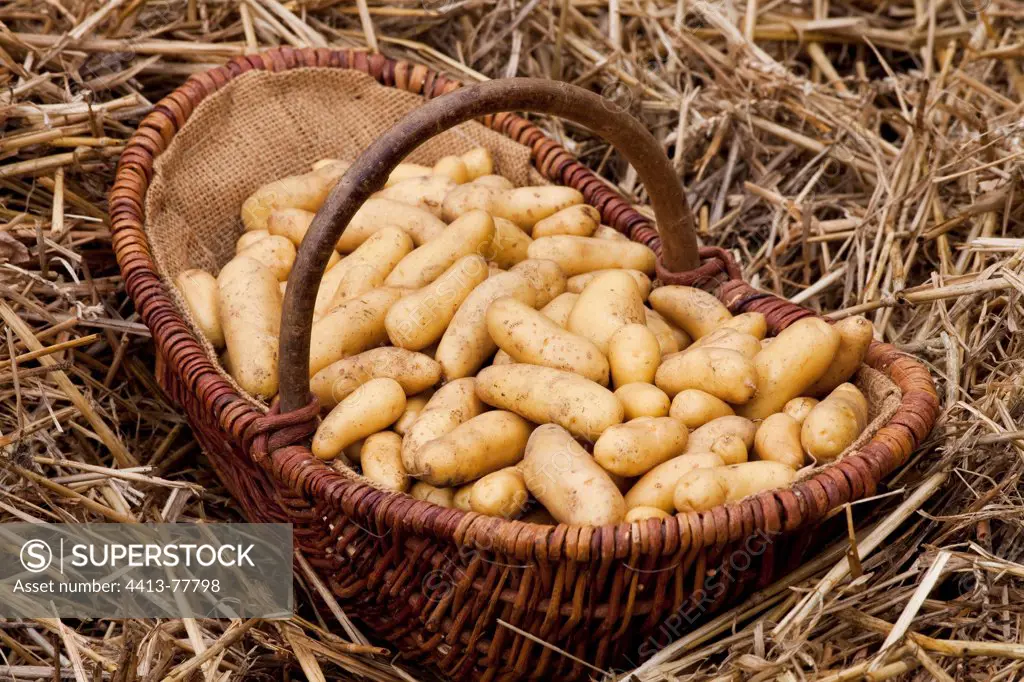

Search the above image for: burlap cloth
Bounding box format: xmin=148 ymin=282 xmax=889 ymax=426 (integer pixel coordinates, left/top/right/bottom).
xmin=143 ymin=65 xmax=901 ymax=473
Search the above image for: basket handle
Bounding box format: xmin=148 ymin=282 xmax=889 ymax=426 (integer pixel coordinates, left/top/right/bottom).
xmin=279 ymin=77 xmax=699 ymax=412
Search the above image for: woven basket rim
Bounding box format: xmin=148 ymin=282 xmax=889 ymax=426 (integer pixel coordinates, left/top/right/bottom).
xmin=109 ymin=46 xmax=940 ymax=563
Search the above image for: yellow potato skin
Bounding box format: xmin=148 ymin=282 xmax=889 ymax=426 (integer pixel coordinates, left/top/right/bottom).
xmin=510 ymin=259 xmax=567 ymax=308
xmin=335 ymin=197 xmax=446 ymax=252
xmin=673 ymin=462 xmax=797 ymax=512
xmin=323 ymin=226 xmax=413 ymax=312
xmin=385 ymin=211 xmax=495 ymax=289
xmin=644 ymin=309 xmax=683 ymax=355
xmin=594 ymin=417 xmax=689 ymax=477
xmin=493 ymin=186 xmax=584 ymax=229
xmin=624 ymin=506 xmax=672 ymax=522
xmin=310 ymin=347 xmax=441 ymax=408
xmin=386 ymin=255 xmax=489 ymax=350
xmin=410 ymin=481 xmax=455 ymax=507
xmin=453 ymin=484 xmax=474 ymax=511
xmin=717 ymin=312 xmax=768 ymax=340
xmin=783 ymin=397 xmax=819 ymax=425
xmin=236 ymin=229 xmax=269 ymax=252
xmin=487 ymin=218 xmax=532 ymax=269
xmin=736 ymin=317 xmax=841 ymax=420
xmin=753 ymin=413 xmax=805 ymax=469
xmin=688 ymin=328 xmax=761 ymax=359
xmin=360 ymin=432 xmax=409 ymax=492
xmin=470 ymin=174 xmax=513 ymax=190
xmin=608 ymin=324 xmax=661 ymax=387
xmin=684 ymin=416 xmax=757 ymax=462
xmin=383 ymin=162 xmax=431 ymax=187
xmin=520 ymin=507 xmax=557 ymax=524
xmin=236 ymin=234 xmax=296 ymax=281
xmin=567 ymin=270 xmax=646 ymax=355
xmin=410 ymin=411 xmax=533 ymax=486
xmin=469 ymin=467 xmax=529 ymax=519
xmin=308 ymin=288 xmax=404 ymax=376
xmin=539 ymin=292 xmax=579 ymax=328
xmin=593 ymin=225 xmax=630 ymax=241
xmin=527 ymin=236 xmax=657 ymax=276
xmin=531 ymin=205 xmax=600 ymax=238
xmin=669 ymin=389 xmax=735 ymax=429
xmin=475 ymin=364 xmax=623 ymax=441
xmin=801 ymin=383 xmax=868 ymax=461
xmin=376 ymin=175 xmax=455 ymax=217
xmin=240 ymin=162 xmax=347 ymax=232
xmin=312 ymin=378 xmax=406 ymax=460
xmin=710 ymin=434 xmax=749 ymax=466
xmin=654 ymin=347 xmax=757 ymax=403
xmin=806 ymin=316 xmax=874 ymax=397
xmin=394 ymin=390 xmax=433 ymax=435
xmin=486 ymin=296 xmax=609 ymax=385
xmin=267 ymin=207 xmax=314 ymax=246
xmin=567 ymin=269 xmax=651 ymax=299
xmin=624 ymin=452 xmax=725 ymax=512
xmin=615 ymin=383 xmax=671 ymax=419
xmin=461 ymin=147 xmax=494 ymax=180
xmin=432 ymin=155 xmax=470 ymax=184
xmin=400 ymin=378 xmax=484 ymax=470
xmin=176 ymin=269 xmax=224 ymax=349
xmin=648 ymin=286 xmax=733 ymax=340
xmin=217 ymin=256 xmax=282 ymax=398
xmin=435 ymin=271 xmax=536 ymax=380
xmin=522 ymin=425 xmax=625 ymax=525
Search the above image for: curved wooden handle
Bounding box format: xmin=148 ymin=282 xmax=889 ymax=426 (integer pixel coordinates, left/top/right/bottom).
xmin=279 ymin=77 xmax=699 ymax=411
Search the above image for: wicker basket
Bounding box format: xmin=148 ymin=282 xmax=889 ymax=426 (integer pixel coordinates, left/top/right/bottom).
xmin=110 ymin=47 xmax=939 ymax=680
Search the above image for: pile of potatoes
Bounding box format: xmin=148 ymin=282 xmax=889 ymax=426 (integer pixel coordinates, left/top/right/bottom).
xmin=175 ymin=146 xmax=876 ymax=526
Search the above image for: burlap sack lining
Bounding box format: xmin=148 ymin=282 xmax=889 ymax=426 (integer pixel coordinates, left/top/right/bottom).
xmin=144 ymin=68 xmax=539 ymax=406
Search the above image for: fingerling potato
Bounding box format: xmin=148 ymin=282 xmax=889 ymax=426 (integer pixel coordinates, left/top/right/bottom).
xmin=669 ymin=389 xmax=734 ymax=429
xmin=527 ymin=236 xmax=657 ymax=276
xmin=673 ymin=461 xmax=797 ymax=512
xmin=594 ymin=417 xmax=689 ymax=477
xmin=624 ymin=452 xmax=725 ymax=512
xmin=410 ymin=411 xmax=532 ymax=486
xmin=312 ymin=378 xmax=406 ymax=460
xmin=176 ymin=269 xmax=224 ymax=349
xmin=360 ymin=432 xmax=409 ymax=492
xmin=753 ymin=413 xmax=805 ymax=469
xmin=648 ymin=286 xmax=732 ymax=339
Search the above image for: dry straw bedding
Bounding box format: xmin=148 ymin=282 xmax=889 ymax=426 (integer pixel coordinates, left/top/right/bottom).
xmin=0 ymin=0 xmax=1023 ymax=679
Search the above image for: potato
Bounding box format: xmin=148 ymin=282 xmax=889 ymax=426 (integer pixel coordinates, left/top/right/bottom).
xmin=673 ymin=461 xmax=798 ymax=512
xmin=669 ymin=389 xmax=734 ymax=429
xmin=236 ymin=229 xmax=269 ymax=252
xmin=520 ymin=507 xmax=557 ymax=524
xmin=510 ymin=259 xmax=567 ymax=308
xmin=531 ymin=205 xmax=600 ymax=238
xmin=648 ymin=286 xmax=732 ymax=340
xmin=492 ymin=350 xmax=513 ymax=365
xmin=431 ymin=155 xmax=470 ymax=184
xmin=360 ymin=432 xmax=409 ymax=492
xmin=409 ymin=411 xmax=532 ymax=486
xmin=644 ymin=309 xmax=681 ymax=355
xmin=453 ymin=484 xmax=474 ymax=511
xmin=342 ymin=438 xmax=364 ymax=463
xmin=567 ymin=270 xmax=645 ymax=354
xmin=267 ymin=208 xmax=313 ymax=246
xmin=461 ymin=147 xmax=494 ymax=180
xmin=394 ymin=390 xmax=433 ymax=436
xmin=240 ymin=161 xmax=348 ymax=232
xmin=335 ymin=198 xmax=446 ymax=252
xmin=312 ymin=378 xmax=406 ymax=460
xmin=385 ymin=211 xmax=495 ymax=289
xmin=615 ymin=383 xmax=671 ymax=419
xmin=522 ymin=424 xmax=625 ymax=525
xmin=486 ymin=296 xmax=609 ymax=385
xmin=567 ymin=269 xmax=651 ymax=299
xmin=710 ymin=434 xmax=749 ymax=466
xmin=594 ymin=417 xmax=689 ymax=477
xmin=807 ymin=316 xmax=873 ymax=396
xmin=410 ymin=482 xmax=455 ymax=507
xmin=487 ymin=218 xmax=532 ymax=269
xmin=607 ymin=324 xmax=661 ymax=387
xmin=754 ymin=413 xmax=805 ymax=469
xmin=323 ymin=227 xmax=413 ymax=310
xmin=539 ymin=292 xmax=579 ymax=328
xmin=443 ymin=185 xmax=583 ymax=228
xmin=783 ymin=397 xmax=819 ymax=425
xmin=217 ymin=256 xmax=281 ymax=398
xmin=469 ymin=467 xmax=529 ymax=519
xmin=236 ymin=234 xmax=296 ymax=281
xmin=685 ymin=416 xmax=756 ymax=462
xmin=654 ymin=347 xmax=756 ymax=403
xmin=527 ymin=236 xmax=656 ymax=276
xmin=624 ymin=452 xmax=725 ymax=512
xmin=309 ymin=287 xmax=403 ymax=376
xmin=624 ymin=506 xmax=672 ymax=522
xmin=384 ymin=162 xmax=432 ymax=186
xmin=737 ymin=317 xmax=841 ymax=419
xmin=310 ymin=347 xmax=441 ymax=408
xmin=717 ymin=312 xmax=768 ymax=340
xmin=435 ymin=271 xmax=536 ymax=379
xmin=801 ymin=383 xmax=868 ymax=461
xmin=687 ymin=328 xmax=761 ymax=359
xmin=401 ymin=378 xmax=485 ymax=469
xmin=176 ymin=269 xmax=224 ymax=349
xmin=593 ymin=225 xmax=630 ymax=241
xmin=386 ymin=255 xmax=489 ymax=350
xmin=471 ymin=174 xmax=514 ymax=190
xmin=476 ymin=364 xmax=623 ymax=440
xmin=376 ymin=175 xmax=455 ymax=217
